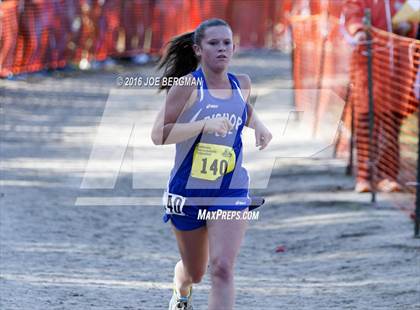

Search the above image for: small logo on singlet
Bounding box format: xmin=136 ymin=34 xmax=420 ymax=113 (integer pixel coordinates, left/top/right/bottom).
xmin=189 ymin=108 xmax=202 ymax=123
xmin=206 ymin=104 xmax=219 ymax=109
xmin=223 ymin=149 xmax=232 ymax=158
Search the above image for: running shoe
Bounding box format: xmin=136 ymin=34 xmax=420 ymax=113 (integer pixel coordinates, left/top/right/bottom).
xmin=168 ymin=286 xmax=193 ymax=310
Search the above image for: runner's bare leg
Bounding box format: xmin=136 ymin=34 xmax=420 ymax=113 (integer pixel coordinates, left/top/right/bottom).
xmin=172 ymin=224 xmax=209 ymax=296
xmin=207 ymin=208 xmax=249 ymax=310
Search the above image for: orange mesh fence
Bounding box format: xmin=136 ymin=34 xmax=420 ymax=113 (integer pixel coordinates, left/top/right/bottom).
xmin=290 ymin=7 xmax=420 ymax=214
xmin=0 ymin=0 xmax=19 ymax=77
xmin=228 ymin=1 xmax=281 ymax=49
xmin=287 ymin=0 xmax=343 ymax=18
xmin=290 ymin=14 xmax=352 ymax=149
xmin=350 ymin=28 xmax=420 ymax=197
xmin=0 ymin=0 xmax=290 ymax=77
xmin=6 ymin=0 xmax=82 ymax=75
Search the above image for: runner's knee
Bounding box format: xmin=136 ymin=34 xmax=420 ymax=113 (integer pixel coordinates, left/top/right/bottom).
xmin=190 ymin=270 xmax=205 ymax=283
xmin=186 ymin=265 xmax=207 ymax=283
xmin=209 ymin=257 xmax=234 ymax=281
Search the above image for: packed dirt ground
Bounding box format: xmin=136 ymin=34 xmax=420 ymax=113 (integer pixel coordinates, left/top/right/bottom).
xmin=1 ymin=51 xmax=419 ymax=309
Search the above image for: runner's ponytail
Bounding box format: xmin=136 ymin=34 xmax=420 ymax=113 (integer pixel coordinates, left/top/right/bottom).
xmin=157 ymin=31 xmax=198 ymax=91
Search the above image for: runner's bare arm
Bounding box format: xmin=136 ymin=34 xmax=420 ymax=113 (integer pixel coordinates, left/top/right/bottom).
xmin=151 ymin=77 xmax=199 ymax=145
xmin=237 ymin=74 xmax=272 ymax=150
xmin=236 ymin=74 xmax=260 ymax=129
xmin=151 ymin=75 xmax=233 ymax=145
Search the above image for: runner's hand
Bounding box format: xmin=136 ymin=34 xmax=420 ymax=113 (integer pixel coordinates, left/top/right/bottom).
xmin=255 ymin=123 xmax=272 ymax=150
xmin=203 ymin=117 xmax=233 ymax=136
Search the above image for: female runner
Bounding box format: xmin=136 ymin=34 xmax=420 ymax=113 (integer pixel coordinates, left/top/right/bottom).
xmin=151 ymin=18 xmax=272 ymax=310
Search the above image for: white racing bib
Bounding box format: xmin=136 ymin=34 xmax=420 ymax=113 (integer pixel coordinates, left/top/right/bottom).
xmin=163 ymin=191 xmax=186 ymax=216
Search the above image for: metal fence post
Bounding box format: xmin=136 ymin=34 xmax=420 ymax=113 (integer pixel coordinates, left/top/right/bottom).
xmin=364 ymin=9 xmax=376 ymax=203
xmin=346 ymin=85 xmax=354 ymax=175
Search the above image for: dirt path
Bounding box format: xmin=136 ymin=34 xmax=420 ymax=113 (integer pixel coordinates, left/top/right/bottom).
xmin=1 ymin=51 xmax=419 ymax=310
